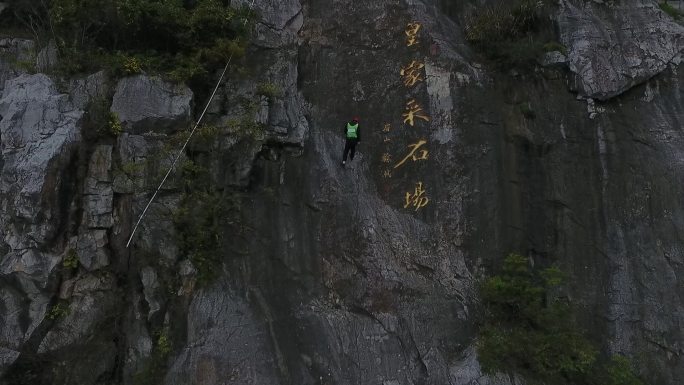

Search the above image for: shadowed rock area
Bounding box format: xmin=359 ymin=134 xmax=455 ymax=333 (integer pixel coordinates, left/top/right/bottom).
xmin=0 ymin=0 xmax=683 ymax=384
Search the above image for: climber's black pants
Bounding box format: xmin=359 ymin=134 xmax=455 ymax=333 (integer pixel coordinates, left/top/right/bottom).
xmin=342 ymin=139 xmax=358 ymax=161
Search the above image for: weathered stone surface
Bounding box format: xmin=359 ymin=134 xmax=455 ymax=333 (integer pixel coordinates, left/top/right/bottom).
xmin=38 ymin=273 xmax=116 ymax=354
xmin=540 ymin=51 xmax=568 ymax=67
xmin=83 ymin=145 xmax=114 ymax=229
xmin=263 ymin=52 xmax=309 ymax=145
xmin=122 ymin=292 xmax=153 ymax=380
xmin=0 ymin=288 xmax=24 ymax=351
xmin=215 ymin=48 xmax=308 ymax=188
xmin=449 ymin=347 xmax=522 ymax=385
xmin=233 ymin=0 xmax=303 ymax=48
xmin=177 ymin=259 xmax=197 ymax=296
xmin=114 ymin=132 xmax=182 ymax=260
xmin=0 ymin=74 xmax=82 ymax=377
xmin=111 ymin=75 xmax=193 ymax=134
xmin=68 ymin=71 xmax=108 ymax=110
xmin=0 ymin=74 xmax=82 ymax=221
xmin=113 ymin=132 xmax=184 ymax=193
xmin=0 ymin=283 xmax=49 ymax=374
xmin=296 ymin=302 xmax=421 ymax=385
xmin=2 ymin=0 xmax=684 ymax=384
xmin=0 ymin=38 xmax=34 ymax=92
xmin=140 ymin=266 xmax=160 ymax=319
xmin=73 ymin=231 xmax=110 ymax=271
xmin=558 ymin=0 xmax=684 ymax=100
xmin=0 ymin=347 xmax=20 ymax=377
xmin=165 ymin=283 xmax=282 ymax=385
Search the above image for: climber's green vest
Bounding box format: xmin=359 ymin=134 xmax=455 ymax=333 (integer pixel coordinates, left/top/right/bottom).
xmin=346 ymin=122 xmax=359 ymax=139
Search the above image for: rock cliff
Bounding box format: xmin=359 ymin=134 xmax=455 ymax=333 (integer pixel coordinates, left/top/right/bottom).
xmin=0 ymin=0 xmax=683 ymax=384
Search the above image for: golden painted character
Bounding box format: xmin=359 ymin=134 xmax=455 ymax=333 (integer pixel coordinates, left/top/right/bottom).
xmin=400 ymin=60 xmax=425 ymax=87
xmin=404 ymin=182 xmax=429 ymax=211
xmin=406 ymin=22 xmax=422 ymax=47
xmin=394 ymin=140 xmax=428 ymax=169
xmin=402 ymin=99 xmax=431 ymax=126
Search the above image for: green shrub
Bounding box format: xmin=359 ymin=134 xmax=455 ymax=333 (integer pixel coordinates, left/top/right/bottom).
xmin=465 ymin=0 xmax=555 ymax=68
xmin=193 ymin=124 xmax=222 ymax=147
xmin=224 ymin=97 xmax=267 ymax=140
xmin=478 ymin=254 xmax=647 ymax=385
xmin=659 ymin=2 xmax=683 ymax=20
xmin=465 ymin=0 xmax=543 ymax=44
xmin=63 ymin=248 xmax=79 ymax=269
xmin=4 ymin=0 xmax=257 ymax=81
xmin=47 ymin=302 xmax=70 ymax=320
xmin=543 ymin=41 xmax=568 ymax=55
xmin=478 ymin=254 xmax=598 ymax=382
xmin=108 ymin=111 xmax=123 ymax=136
xmin=82 ymin=96 xmax=116 ymax=140
xmin=155 ymin=328 xmax=172 ymax=357
xmin=226 ymin=117 xmax=266 ymax=140
xmin=256 ymin=82 xmax=282 ymax=99
xmin=596 ymin=356 xmax=644 ymax=385
xmin=173 ymin=160 xmax=242 ymax=286
xmin=122 ymin=56 xmax=143 ymax=74
xmin=120 ymin=161 xmax=144 ymax=176
xmin=134 ymin=327 xmax=174 ymax=385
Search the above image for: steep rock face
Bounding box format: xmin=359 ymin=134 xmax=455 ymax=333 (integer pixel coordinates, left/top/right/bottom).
xmin=234 ymin=0 xmax=684 ymax=383
xmin=558 ymin=0 xmax=684 ymax=100
xmin=111 ymin=75 xmax=193 ymax=134
xmin=165 ymin=283 xmax=283 ymax=385
xmin=0 ymin=73 xmax=82 ymax=375
xmin=160 ymin=2 xmax=311 ymax=384
xmin=0 ymin=71 xmax=194 ymax=382
xmin=0 ymin=0 xmax=682 ymax=384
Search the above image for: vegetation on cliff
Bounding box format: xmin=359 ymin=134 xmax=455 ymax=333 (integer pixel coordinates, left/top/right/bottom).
xmin=478 ymin=254 xmax=644 ymax=385
xmin=0 ymin=0 xmax=256 ymax=82
xmin=464 ymin=0 xmax=561 ymax=68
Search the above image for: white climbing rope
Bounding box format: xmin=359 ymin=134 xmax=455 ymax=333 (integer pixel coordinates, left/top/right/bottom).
xmin=126 ymin=1 xmax=258 ymax=248
xmin=126 ymin=57 xmax=232 ymax=248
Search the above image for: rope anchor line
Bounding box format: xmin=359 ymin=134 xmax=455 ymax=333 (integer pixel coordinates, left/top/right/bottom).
xmin=126 ymin=1 xmax=256 ymax=248
xmin=125 ymin=58 xmax=232 ymax=248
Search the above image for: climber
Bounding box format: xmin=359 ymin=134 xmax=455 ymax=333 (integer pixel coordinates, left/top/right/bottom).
xmin=342 ymin=117 xmax=361 ymax=167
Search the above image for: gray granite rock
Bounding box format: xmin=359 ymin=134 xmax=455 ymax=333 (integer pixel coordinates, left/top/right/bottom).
xmin=233 ymin=0 xmax=303 ymax=48
xmin=74 ymin=230 xmax=110 ymax=271
xmin=112 ymin=75 xmax=193 ymax=133
xmin=1 ymin=0 xmax=684 ymax=383
xmin=38 ymin=273 xmax=117 ymax=354
xmin=558 ymin=0 xmax=684 ymax=99
xmin=0 ymin=347 xmax=20 ymax=377
xmin=68 ymin=71 xmax=108 ymax=110
xmin=83 ymin=145 xmax=114 ymax=229
xmin=540 ymin=51 xmax=568 ymax=67
xmin=165 ymin=283 xmax=282 ymax=385
xmin=111 ymin=75 xmax=193 ymax=134
xmin=140 ymin=266 xmax=161 ymax=319
xmin=0 ymin=74 xmax=82 ymax=221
